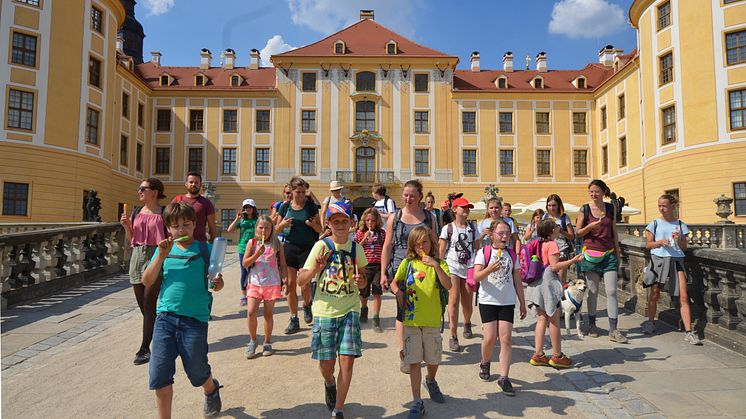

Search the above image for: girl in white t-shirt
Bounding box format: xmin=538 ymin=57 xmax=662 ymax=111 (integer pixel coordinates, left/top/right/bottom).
xmin=473 ymin=220 xmax=526 ymax=396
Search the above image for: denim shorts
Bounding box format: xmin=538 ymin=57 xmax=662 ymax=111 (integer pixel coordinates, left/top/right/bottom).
xmin=311 ymin=311 xmax=362 ymax=361
xmin=149 ymin=312 xmax=211 ymax=390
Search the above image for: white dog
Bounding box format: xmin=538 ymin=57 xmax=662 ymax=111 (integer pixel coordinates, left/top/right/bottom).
xmin=561 ymin=279 xmax=588 ymax=337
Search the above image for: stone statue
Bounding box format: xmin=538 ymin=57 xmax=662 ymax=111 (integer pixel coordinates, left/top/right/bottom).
xmin=202 ymin=182 xmax=219 ymax=206
xmin=610 ymin=192 xmax=627 ymax=223
xmin=84 ymin=190 xmax=101 ymax=222
xmin=482 ymin=184 xmax=500 ymax=205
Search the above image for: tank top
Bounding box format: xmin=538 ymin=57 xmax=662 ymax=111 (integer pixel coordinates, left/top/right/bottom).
xmin=390 ymin=210 xmax=431 ymax=275
xmin=248 ymin=242 xmax=282 ymax=287
xmin=583 ymin=203 xmax=615 ymax=251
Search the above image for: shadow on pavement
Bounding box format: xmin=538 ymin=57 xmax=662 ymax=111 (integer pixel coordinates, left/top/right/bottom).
xmin=581 ymin=346 xmax=670 ymax=367
xmin=262 ymin=402 xmax=386 ymax=419
xmin=220 ymin=406 xmax=257 ymax=418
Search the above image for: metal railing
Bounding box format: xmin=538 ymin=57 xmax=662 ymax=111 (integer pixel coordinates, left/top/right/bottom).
xmin=335 ymin=171 xmax=397 ymax=185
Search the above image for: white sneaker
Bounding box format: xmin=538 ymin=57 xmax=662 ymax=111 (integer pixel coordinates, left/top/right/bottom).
xmin=684 ymin=331 xmax=702 ymax=346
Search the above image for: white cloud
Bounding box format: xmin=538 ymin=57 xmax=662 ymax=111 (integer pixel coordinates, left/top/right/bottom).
xmin=142 ymin=0 xmax=175 ymax=17
xmin=548 ymin=0 xmax=627 ymax=39
xmin=287 ymin=0 xmax=420 ymax=38
xmin=260 ymin=35 xmax=297 ymax=67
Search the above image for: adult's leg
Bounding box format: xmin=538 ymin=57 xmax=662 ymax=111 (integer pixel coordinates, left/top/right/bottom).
xmin=602 ymin=270 xmax=619 ymax=331
xmin=647 ymin=286 xmax=661 ymax=322
xmin=155 ymin=385 xmax=173 ymax=419
xmin=141 ymin=281 xmax=161 ymax=352
xmin=585 ymin=271 xmax=601 ymax=326
xmin=133 ymin=284 xmax=146 ymax=314
xmin=247 ymin=297 xmax=260 ymax=341
xmin=497 ymin=320 xmax=514 ymax=378
xmin=678 ymin=271 xmax=693 ymax=331
xmin=459 ymin=280 xmax=473 ymax=328
xmin=263 ymin=300 xmax=276 ymax=343
xmin=534 ymin=309 xmax=548 ymax=355
xmin=287 ymin=267 xmax=299 ymax=317
xmin=481 ymin=320 xmax=498 ymax=363
xmin=336 ymin=355 xmax=355 ymax=410
xmin=448 ymin=275 xmax=461 ymax=337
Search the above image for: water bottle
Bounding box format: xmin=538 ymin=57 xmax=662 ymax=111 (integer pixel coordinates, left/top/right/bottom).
xmin=670 ymin=226 xmax=680 ymax=247
xmin=208 ymin=237 xmax=227 ymax=288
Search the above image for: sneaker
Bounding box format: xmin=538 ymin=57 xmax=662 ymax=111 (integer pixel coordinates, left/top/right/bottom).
xmin=360 ymin=306 xmax=369 ymax=324
xmin=203 ymin=379 xmax=223 ymax=418
xmin=585 ymin=324 xmax=599 ymax=338
xmin=407 ymin=400 xmax=425 ymax=419
xmin=642 ymin=320 xmax=656 ymax=335
xmin=529 ymin=353 xmax=550 ymax=367
xmin=331 ymin=410 xmax=344 ymax=419
xmin=303 ymin=305 xmax=313 ymax=325
xmin=245 ymin=340 xmax=258 ymax=359
xmin=424 ymin=378 xmax=445 ymax=403
xmin=324 ymin=382 xmax=337 ymax=411
xmin=478 ymin=362 xmax=490 ymax=381
xmin=133 ymin=349 xmax=150 ymax=365
xmin=685 ymin=331 xmax=703 ymax=345
xmin=262 ymin=344 xmax=274 ymax=356
xmin=448 ymin=336 xmax=461 ymax=352
xmin=399 ymin=350 xmax=411 ymax=374
xmin=284 ymin=316 xmax=300 ymax=335
xmin=373 ymin=317 xmax=383 ymax=333
xmin=239 ymin=297 xmax=247 ymax=307
xmin=609 ymin=329 xmax=629 ymax=344
xmin=549 ymin=353 xmax=573 ymax=369
xmin=497 ymin=377 xmax=516 ymax=397
xmin=463 ymin=323 xmax=473 ymax=339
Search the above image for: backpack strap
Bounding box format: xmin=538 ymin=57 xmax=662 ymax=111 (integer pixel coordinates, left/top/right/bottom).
xmin=582 ymin=204 xmax=591 ymax=224
xmin=393 ymin=209 xmax=403 ymax=247
xmin=278 ymin=202 xmax=289 ymax=218
xmin=482 ymin=245 xmax=492 ymax=266
xmin=174 ymin=195 xmax=184 ymax=203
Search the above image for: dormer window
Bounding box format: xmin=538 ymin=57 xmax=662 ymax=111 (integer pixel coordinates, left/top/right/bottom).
xmin=334 ymin=40 xmax=345 ymax=54
xmin=574 ymin=76 xmax=587 ymax=89
xmin=533 ymin=77 xmax=543 ymax=89
xmin=386 ymin=41 xmax=397 ymax=55
xmin=159 ymin=74 xmax=171 ymax=86
xmin=230 ymin=74 xmax=241 ymax=87
xmin=195 ymin=74 xmax=206 ymax=86
xmin=496 ymin=76 xmax=507 ymax=89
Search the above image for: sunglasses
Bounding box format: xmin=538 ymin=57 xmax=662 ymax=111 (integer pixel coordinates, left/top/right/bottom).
xmin=137 ymin=186 xmax=151 ymax=193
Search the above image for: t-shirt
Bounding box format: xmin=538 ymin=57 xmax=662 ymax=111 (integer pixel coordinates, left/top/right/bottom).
xmin=373 ymin=196 xmax=396 ymax=215
xmin=151 ymin=241 xmax=212 ymax=322
xmin=541 ymin=240 xmax=560 ymax=268
xmin=280 ymin=201 xmax=320 ymax=247
xmin=395 ymin=258 xmax=450 ymax=328
xmin=323 ymin=195 xmax=351 ymax=206
xmin=172 ymin=195 xmax=215 ymax=242
xmin=355 ymin=229 xmax=384 ymax=264
xmin=474 ymin=247 xmax=518 ymax=306
xmin=646 ymin=218 xmax=689 ymax=258
xmin=477 ymin=217 xmax=518 ymax=248
xmin=543 ymin=213 xmax=573 ymax=252
xmin=304 ymin=239 xmax=369 ymax=318
xmin=439 ymin=222 xmax=478 ymax=278
xmin=247 ymin=240 xmax=281 ymax=287
xmin=237 ymin=218 xmax=257 ymax=254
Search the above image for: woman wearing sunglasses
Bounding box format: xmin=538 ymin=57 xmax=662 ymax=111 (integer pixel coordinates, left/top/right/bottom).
xmin=120 ymin=178 xmax=167 ymax=365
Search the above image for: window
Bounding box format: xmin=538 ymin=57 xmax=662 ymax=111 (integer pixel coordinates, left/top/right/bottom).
xmin=154 ymin=147 xmax=170 ymax=174
xmin=160 ymin=75 xmax=169 ymax=86
xmin=17 ymin=0 xmax=40 ymax=5
xmin=355 ymin=101 xmax=375 ymax=131
xmin=726 ymin=30 xmax=746 ymax=66
xmin=657 ymin=1 xmax=670 ymax=31
xmin=356 ymin=71 xmax=375 ymax=92
xmin=11 ymin=32 xmax=37 ymax=67
xmin=573 ymin=150 xmax=588 ymax=176
xmin=500 ymin=149 xmax=514 ymax=176
xmin=188 ymin=147 xmax=203 ymax=174
xmin=222 ymin=148 xmax=237 ymax=175
xmin=223 ymin=109 xmax=237 ymax=132
xmin=86 ymin=108 xmax=99 ymax=144
xmin=618 ymin=94 xmax=626 ymax=120
xmin=414 ymin=74 xmax=429 ymax=92
xmin=334 ymin=41 xmax=344 ymax=54
xmin=136 ymin=143 xmax=143 ymax=172
xmin=255 ymin=148 xmax=270 ymax=175
xmin=573 ymin=112 xmax=587 ymax=134
xmin=662 ymin=106 xmax=676 ymax=144
xmin=577 ymin=78 xmax=586 ymax=89
xmin=301 ymin=110 xmax=316 ymax=132
xmin=536 ymin=112 xmax=550 ymax=134
xmin=602 ymin=145 xmax=609 ymax=174
xmin=302 ymin=73 xmax=317 ymax=91
xmin=121 ymin=92 xmax=129 ymax=118
xmin=231 ymin=75 xmax=240 ymax=87
xmin=221 ymin=209 xmax=236 ymax=231
xmin=2 ymin=182 xmax=29 ymax=216
xmin=463 ymin=149 xmax=477 ymax=176
xmin=734 ymin=182 xmax=746 ymax=216
xmin=665 ymin=188 xmax=680 ymax=218
xmin=497 ymin=77 xmax=507 ymax=89
xmin=195 ymin=75 xmax=204 ymax=86
xmin=91 ymin=6 xmax=103 ymax=33
xmin=7 ymin=89 xmax=34 ymax=131
xmin=156 ymin=109 xmax=171 ymax=131
xmin=414 ymin=111 xmax=429 ymax=133
xmin=601 ymin=106 xmax=607 ymax=130
xmin=189 ymin=109 xmax=204 ymax=132
xmin=387 ymin=42 xmax=396 ymax=55
xmin=89 ymin=56 xmax=101 ymax=87
xmin=256 ymin=110 xmax=270 ymax=132
xmin=499 ymin=112 xmax=512 ymax=133
xmin=301 ymin=148 xmax=316 ymax=176
xmin=536 ymin=150 xmax=551 ymax=176
xmin=119 ymin=135 xmax=128 ymax=166
xmin=137 ymin=103 xmax=144 ymax=127
xmin=619 ymin=136 xmax=627 ymax=167
xmin=534 ymin=78 xmax=543 ymax=89
xmin=415 ymin=149 xmax=429 ymax=176
xmin=462 ymin=111 xmax=476 ymax=133
xmin=659 ymin=53 xmax=673 ymax=85
xmin=730 ymin=89 xmax=746 ymax=130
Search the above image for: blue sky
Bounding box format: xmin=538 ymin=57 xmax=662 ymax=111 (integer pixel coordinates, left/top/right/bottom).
xmin=136 ymin=0 xmax=637 ymax=70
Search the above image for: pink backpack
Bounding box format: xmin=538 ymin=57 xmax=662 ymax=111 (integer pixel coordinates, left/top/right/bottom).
xmin=519 ymin=239 xmax=545 ymax=284
xmin=466 ymin=246 xmax=516 ymax=292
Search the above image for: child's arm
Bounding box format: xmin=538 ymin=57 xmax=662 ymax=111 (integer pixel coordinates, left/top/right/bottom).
xmin=242 ymin=241 xmax=265 ymax=268
xmin=379 ymin=215 xmax=395 ymax=289
xmin=438 ymin=238 xmax=448 ymax=259
xmin=226 ymin=212 xmax=241 ymax=233
xmin=434 ymin=262 xmax=452 ymax=290
xmin=549 ymin=253 xmax=583 ymax=272
xmin=297 ymin=246 xmax=330 ymax=287
xmin=512 ymin=267 xmax=527 ymax=319
xmin=644 ymin=230 xmax=669 ymax=250
xmin=142 ymin=238 xmax=172 ymax=287
xmin=473 ymin=260 xmax=498 ymax=282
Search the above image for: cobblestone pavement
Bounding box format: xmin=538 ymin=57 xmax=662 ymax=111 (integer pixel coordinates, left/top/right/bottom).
xmin=2 ymin=248 xmax=745 ymax=418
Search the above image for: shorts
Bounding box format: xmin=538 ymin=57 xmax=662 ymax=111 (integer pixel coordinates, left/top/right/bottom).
xmin=479 ymin=304 xmax=515 ymax=324
xmin=284 ymin=242 xmax=313 ymax=270
xmin=311 ymin=311 xmax=362 ymax=361
xmin=403 ymin=326 xmax=443 ymax=365
xmin=579 ymin=252 xmax=618 ymax=275
xmin=149 ymin=312 xmax=211 ymax=390
xmin=360 ymin=264 xmax=382 ymax=298
xmin=129 ymin=245 xmax=157 ymax=285
xmin=247 ymin=284 xmax=283 ymax=301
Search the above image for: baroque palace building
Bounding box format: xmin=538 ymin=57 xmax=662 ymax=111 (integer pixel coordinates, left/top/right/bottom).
xmin=1 ymin=0 xmax=746 ymax=227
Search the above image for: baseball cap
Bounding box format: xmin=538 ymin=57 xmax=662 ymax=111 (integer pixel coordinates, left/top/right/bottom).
xmin=329 ymin=180 xmax=344 ymax=191
xmin=451 ymin=197 xmax=474 ymax=209
xmin=326 ymin=201 xmax=352 ymax=220
xmin=447 ymin=192 xmax=464 ymax=201
xmin=242 ymin=198 xmax=256 ymax=207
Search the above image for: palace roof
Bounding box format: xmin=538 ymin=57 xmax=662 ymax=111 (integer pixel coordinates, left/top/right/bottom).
xmin=134 ymin=62 xmax=276 ymax=91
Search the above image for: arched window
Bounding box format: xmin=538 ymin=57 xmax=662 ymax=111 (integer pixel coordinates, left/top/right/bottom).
xmin=356 ymin=71 xmax=375 ymax=92
xmin=355 ymin=101 xmax=375 ymax=132
xmin=355 ymin=146 xmax=375 ymax=183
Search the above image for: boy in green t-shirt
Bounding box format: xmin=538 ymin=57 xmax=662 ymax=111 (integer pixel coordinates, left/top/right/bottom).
xmin=298 ymin=201 xmax=368 ymax=419
xmin=391 ymin=226 xmax=451 ymax=419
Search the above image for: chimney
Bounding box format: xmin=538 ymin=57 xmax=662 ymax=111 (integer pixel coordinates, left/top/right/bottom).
xmin=536 ymin=52 xmax=547 ymax=73
xmin=200 ymin=48 xmax=212 ymax=70
xmin=150 ymin=51 xmax=161 ymax=67
xmin=598 ymin=44 xmax=615 ymax=67
xmin=613 ymin=48 xmax=625 ymax=62
xmin=360 ymin=9 xmax=374 ymax=20
xmin=223 ymin=49 xmax=236 ymax=70
xmin=470 ymin=51 xmax=480 ymax=72
xmin=249 ymin=49 xmax=260 ymax=70
xmin=116 ymin=34 xmax=124 ymax=52
xmin=502 ymin=51 xmax=514 ymax=73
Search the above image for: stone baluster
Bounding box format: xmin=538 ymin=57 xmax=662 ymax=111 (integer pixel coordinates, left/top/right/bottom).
xmin=18 ymin=243 xmax=36 ymax=286
xmin=82 ymin=235 xmax=95 ymax=270
xmin=737 ymin=278 xmax=746 ymax=335
xmin=702 ymin=264 xmax=722 ymax=326
xmin=53 ymin=238 xmax=67 ymax=278
xmin=717 ymin=267 xmax=743 ymax=330
xmin=35 ymin=239 xmax=54 ymax=282
xmin=0 ymin=244 xmax=12 ymax=293
xmin=97 ymin=233 xmax=109 ymax=266
xmin=68 ymin=235 xmax=82 ymax=275
xmin=106 ymin=230 xmax=120 ymax=266
xmin=7 ymin=245 xmax=21 ymax=289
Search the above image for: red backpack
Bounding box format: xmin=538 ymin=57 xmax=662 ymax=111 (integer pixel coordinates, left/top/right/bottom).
xmin=519 ymin=239 xmax=545 ymax=284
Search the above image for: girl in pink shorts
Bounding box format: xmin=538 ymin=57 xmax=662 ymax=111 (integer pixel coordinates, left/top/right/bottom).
xmin=242 ymin=216 xmax=287 ymax=359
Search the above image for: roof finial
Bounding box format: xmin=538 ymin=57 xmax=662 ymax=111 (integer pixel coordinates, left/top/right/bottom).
xmin=525 ymin=54 xmax=531 ymax=70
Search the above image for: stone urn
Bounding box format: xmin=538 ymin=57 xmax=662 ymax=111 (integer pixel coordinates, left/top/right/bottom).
xmin=714 ymin=194 xmax=734 ymax=224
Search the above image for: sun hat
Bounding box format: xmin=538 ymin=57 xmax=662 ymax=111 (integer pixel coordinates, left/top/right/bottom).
xmin=451 ymin=197 xmax=474 ymax=209
xmin=242 ymin=198 xmax=256 ymax=207
xmin=326 ymin=201 xmax=352 ymax=220
xmin=329 ymin=180 xmax=344 ymax=191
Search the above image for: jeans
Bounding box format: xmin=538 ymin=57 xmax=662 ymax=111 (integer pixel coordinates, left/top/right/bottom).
xmin=149 ymin=312 xmax=211 ymax=390
xmin=238 ymin=252 xmax=248 ymax=292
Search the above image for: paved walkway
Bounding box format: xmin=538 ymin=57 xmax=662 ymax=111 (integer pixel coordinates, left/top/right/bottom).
xmin=2 ymin=248 xmax=745 ymax=418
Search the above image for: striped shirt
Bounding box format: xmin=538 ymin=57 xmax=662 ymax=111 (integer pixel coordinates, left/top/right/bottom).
xmin=355 ymin=229 xmax=385 ymax=264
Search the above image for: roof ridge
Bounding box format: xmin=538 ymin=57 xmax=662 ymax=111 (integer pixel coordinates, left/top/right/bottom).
xmin=274 ymin=19 xmax=368 ymax=57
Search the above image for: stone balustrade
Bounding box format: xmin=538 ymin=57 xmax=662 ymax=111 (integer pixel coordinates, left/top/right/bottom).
xmin=621 ymin=223 xmax=746 ymax=249
xmin=0 ymin=223 xmax=126 ymax=308
xmin=0 ymin=222 xmax=100 ymax=235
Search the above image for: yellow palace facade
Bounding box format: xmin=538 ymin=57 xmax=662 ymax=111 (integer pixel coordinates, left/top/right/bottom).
xmin=1 ymin=0 xmax=746 ymax=227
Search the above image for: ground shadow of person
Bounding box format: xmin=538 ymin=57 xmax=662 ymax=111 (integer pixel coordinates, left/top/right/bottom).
xmin=262 ymin=402 xmax=386 ymax=419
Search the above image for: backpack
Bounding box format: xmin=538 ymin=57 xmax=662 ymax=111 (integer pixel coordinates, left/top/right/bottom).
xmin=132 ymin=205 xmax=168 ymax=237
xmin=467 ymin=246 xmax=517 ymax=303
xmin=311 ymin=237 xmax=358 ymax=300
xmin=392 ymin=209 xmax=434 ymax=248
xmin=401 ymin=258 xmax=449 ymax=332
xmin=279 ymin=198 xmax=318 ymax=219
xmin=164 ymin=241 xmax=212 ymax=311
xmin=519 ymin=239 xmax=545 ymax=284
